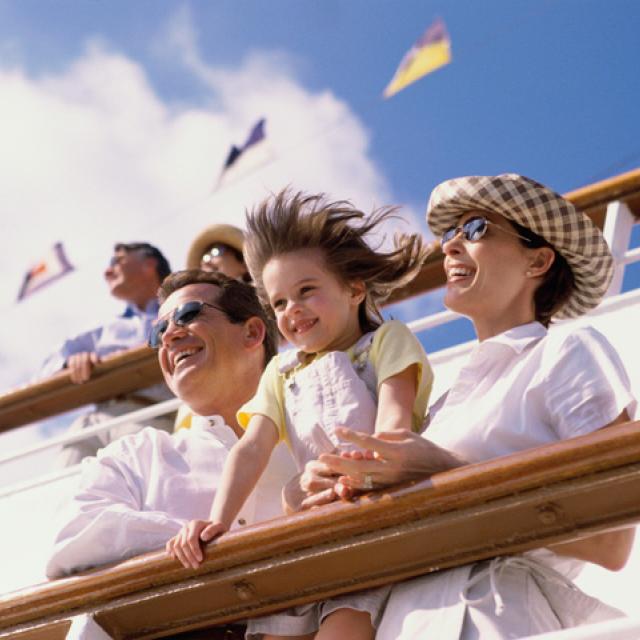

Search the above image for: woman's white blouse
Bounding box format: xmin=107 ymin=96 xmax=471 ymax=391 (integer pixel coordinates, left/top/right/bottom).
xmin=426 ymin=322 xmax=635 ymax=463
xmin=424 ymin=321 xmax=636 ymax=576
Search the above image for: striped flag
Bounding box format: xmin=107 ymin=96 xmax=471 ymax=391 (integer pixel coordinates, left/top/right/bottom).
xmin=383 ymin=18 xmax=451 ymax=98
xmin=216 ymin=118 xmax=271 ymax=189
xmin=17 ymin=242 xmax=74 ymax=301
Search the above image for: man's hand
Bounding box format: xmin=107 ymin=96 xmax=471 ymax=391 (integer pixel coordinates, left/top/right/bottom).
xmin=166 ymin=519 xmax=228 ymax=569
xmin=66 ymin=352 xmax=100 ymax=384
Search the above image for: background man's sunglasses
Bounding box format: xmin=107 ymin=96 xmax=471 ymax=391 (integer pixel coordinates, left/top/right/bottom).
xmin=441 ymin=216 xmax=531 ymax=248
xmin=148 ymin=300 xmax=224 ymax=348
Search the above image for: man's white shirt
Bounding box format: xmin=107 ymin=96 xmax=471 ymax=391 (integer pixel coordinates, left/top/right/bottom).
xmin=46 ymin=415 xmax=296 ymax=578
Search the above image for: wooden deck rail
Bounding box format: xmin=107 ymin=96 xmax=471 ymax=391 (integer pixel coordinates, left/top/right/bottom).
xmin=1 ymin=420 xmax=639 ymax=639
xmin=1 ymin=168 xmax=640 ymax=432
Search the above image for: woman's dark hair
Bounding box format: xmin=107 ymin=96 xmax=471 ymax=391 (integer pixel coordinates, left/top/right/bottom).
xmin=244 ymin=190 xmax=432 ymax=332
xmin=510 ymin=221 xmax=575 ymax=327
xmin=157 ymin=269 xmax=277 ymax=366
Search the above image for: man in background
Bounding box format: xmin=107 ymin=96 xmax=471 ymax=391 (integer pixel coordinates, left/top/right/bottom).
xmin=41 ymin=242 xmax=175 ymax=467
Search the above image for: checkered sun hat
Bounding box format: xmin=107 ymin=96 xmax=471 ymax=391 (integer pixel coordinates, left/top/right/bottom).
xmin=426 ymin=174 xmax=614 ymax=319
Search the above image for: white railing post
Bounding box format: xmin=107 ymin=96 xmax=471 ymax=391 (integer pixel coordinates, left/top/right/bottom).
xmin=603 ymin=200 xmax=635 ymax=296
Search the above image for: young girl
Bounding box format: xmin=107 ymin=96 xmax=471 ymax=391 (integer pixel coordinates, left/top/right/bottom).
xmin=168 ymin=190 xmax=434 ymax=639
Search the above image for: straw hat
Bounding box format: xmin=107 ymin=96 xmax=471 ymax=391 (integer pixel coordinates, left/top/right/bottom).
xmin=426 ymin=174 xmax=613 ymax=318
xmin=186 ymin=224 xmax=245 ymax=269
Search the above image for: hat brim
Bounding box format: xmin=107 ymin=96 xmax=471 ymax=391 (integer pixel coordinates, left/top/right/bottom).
xmin=426 ymin=174 xmax=613 ymax=319
xmin=186 ymin=224 xmax=245 ymax=269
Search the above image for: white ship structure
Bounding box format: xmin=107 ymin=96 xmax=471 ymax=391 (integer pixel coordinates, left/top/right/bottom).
xmin=0 ymin=169 xmax=639 ymax=639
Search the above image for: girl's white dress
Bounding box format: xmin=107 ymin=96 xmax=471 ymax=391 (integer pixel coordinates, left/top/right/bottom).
xmin=238 ymin=320 xmax=432 ymax=637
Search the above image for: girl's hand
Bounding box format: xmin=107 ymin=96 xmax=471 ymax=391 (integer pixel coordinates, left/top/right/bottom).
xmin=282 ymin=459 xmax=342 ymax=513
xmin=321 ymin=427 xmax=466 ymax=493
xmin=166 ymin=519 xmax=228 ymax=569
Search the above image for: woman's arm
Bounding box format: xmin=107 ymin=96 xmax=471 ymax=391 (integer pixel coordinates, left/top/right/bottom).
xmin=549 ymin=528 xmax=635 ymax=571
xmin=166 ymin=415 xmax=279 ymax=568
xmin=321 ymin=427 xmax=467 ymax=494
xmin=281 ymin=427 xmax=466 ymax=512
xmin=375 ymin=364 xmax=418 ymax=434
xmin=547 ymin=409 xmax=635 ymax=570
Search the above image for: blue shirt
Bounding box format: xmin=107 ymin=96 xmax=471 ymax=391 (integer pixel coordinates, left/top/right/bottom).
xmin=39 ymin=300 xmax=160 ymax=379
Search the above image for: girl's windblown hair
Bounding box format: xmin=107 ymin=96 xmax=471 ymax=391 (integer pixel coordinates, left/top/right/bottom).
xmin=245 ymin=189 xmax=432 ymax=332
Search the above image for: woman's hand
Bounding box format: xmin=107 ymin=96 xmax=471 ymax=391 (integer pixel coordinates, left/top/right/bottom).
xmin=282 ymin=458 xmax=343 ymax=514
xmin=320 ymin=427 xmax=466 ymax=497
xmin=166 ymin=519 xmax=227 ymax=569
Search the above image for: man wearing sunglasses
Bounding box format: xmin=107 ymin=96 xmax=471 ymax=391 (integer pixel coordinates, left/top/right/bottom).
xmin=40 ymin=242 xmax=175 ymax=468
xmin=46 ymin=270 xmax=296 ymax=580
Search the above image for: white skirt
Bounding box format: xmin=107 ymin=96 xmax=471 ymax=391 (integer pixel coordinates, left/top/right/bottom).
xmin=376 ymin=556 xmax=624 ymax=640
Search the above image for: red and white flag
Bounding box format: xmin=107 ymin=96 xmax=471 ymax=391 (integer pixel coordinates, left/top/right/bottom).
xmin=17 ymin=242 xmax=74 ymax=302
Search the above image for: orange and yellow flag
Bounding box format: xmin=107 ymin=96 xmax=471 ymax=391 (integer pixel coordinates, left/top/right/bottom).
xmin=383 ymin=18 xmax=451 ymax=98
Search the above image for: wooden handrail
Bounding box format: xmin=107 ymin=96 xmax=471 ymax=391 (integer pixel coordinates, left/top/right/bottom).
xmin=1 ymin=420 xmax=639 ymax=638
xmin=0 ymin=347 xmax=164 ymax=433
xmin=1 ymin=168 xmax=639 ymax=432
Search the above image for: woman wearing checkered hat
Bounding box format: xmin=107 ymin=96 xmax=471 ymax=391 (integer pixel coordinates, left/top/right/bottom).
xmin=298 ymin=175 xmax=637 ymax=638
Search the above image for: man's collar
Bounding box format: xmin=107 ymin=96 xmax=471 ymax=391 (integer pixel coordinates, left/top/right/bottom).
xmin=481 ymin=321 xmax=547 ymax=354
xmin=190 ymin=414 xmax=227 ymax=430
xmin=190 ymin=414 xmax=239 ymax=447
xmin=121 ymin=299 xmax=160 ymax=318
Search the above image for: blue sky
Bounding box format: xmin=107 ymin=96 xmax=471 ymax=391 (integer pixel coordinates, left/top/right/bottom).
xmin=0 ymin=0 xmax=639 ymax=390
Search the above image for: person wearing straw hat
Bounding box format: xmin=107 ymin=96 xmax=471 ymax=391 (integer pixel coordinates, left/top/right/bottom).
xmin=175 ymin=223 xmax=253 ymax=432
xmin=186 ymin=223 xmax=250 ymax=281
xmin=290 ymin=174 xmax=637 ymax=638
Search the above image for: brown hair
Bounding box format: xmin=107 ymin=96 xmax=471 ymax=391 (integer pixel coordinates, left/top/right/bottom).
xmin=244 ymin=190 xmax=431 ymax=332
xmin=511 ymin=221 xmax=575 ymax=327
xmin=114 ymin=242 xmax=171 ymax=281
xmin=157 ymin=269 xmax=277 ymax=365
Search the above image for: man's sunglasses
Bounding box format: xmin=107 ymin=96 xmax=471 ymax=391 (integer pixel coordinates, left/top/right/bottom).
xmin=441 ymin=216 xmax=531 ymax=248
xmin=148 ymin=300 xmax=225 ymax=348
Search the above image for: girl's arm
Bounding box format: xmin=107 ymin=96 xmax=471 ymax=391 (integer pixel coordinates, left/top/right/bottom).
xmin=375 ymin=364 xmax=418 ymax=434
xmin=166 ymin=415 xmax=279 ymax=569
xmin=208 ymin=415 xmax=279 ymax=530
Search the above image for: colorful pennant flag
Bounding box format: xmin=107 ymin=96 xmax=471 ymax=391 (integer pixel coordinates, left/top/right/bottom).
xmin=216 ymin=118 xmax=271 ymax=189
xmin=17 ymin=242 xmax=74 ymax=302
xmin=383 ymin=18 xmax=451 ymax=98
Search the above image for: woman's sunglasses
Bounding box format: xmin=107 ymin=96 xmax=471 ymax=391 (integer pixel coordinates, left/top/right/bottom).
xmin=440 ymin=216 xmax=531 ymax=248
xmin=148 ymin=300 xmax=225 ymax=348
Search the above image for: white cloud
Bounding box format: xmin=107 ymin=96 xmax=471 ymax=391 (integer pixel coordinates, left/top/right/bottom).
xmin=0 ymin=11 xmax=414 ymax=393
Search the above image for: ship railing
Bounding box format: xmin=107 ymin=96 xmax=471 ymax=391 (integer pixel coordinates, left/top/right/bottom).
xmin=1 ymin=418 xmax=639 ymax=638
xmin=2 ymin=280 xmax=640 ymax=503
xmin=0 ymin=168 xmax=639 ymax=638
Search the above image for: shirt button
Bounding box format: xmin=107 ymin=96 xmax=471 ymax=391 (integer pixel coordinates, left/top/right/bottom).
xmin=237 ymin=518 xmax=246 ymax=526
